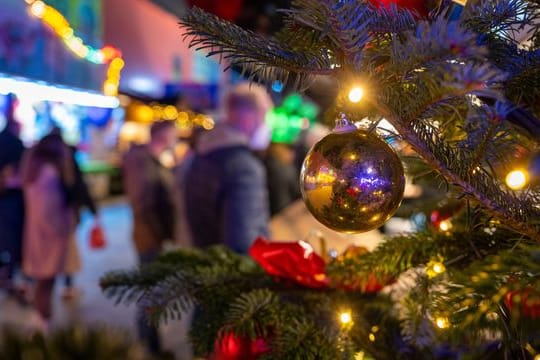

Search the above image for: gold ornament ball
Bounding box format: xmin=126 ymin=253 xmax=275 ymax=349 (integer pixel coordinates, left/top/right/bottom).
xmin=300 ymin=128 xmax=405 ymax=233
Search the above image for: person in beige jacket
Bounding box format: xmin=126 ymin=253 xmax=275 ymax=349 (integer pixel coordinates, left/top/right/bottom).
xmin=22 ymin=134 xmax=79 ymax=327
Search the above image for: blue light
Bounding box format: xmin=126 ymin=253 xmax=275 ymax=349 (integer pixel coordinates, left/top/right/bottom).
xmin=272 ymin=80 xmax=284 ymax=93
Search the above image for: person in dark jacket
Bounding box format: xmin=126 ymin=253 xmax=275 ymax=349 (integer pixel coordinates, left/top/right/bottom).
xmin=265 ymin=143 xmax=302 ymax=216
xmin=122 ymin=120 xmax=177 ymax=355
xmin=0 ymin=94 xmax=25 ymax=293
xmin=184 ymin=83 xmax=272 ymax=254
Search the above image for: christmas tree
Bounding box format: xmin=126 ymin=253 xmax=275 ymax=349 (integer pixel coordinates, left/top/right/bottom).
xmin=102 ymin=0 xmax=540 ymax=358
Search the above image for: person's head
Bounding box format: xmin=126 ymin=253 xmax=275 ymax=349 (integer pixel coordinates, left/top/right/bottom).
xmin=23 ymin=134 xmax=74 ymax=187
xmin=225 ymin=82 xmax=273 ymax=140
xmin=3 ymin=93 xmax=21 ymax=136
xmin=149 ymin=120 xmax=177 ymax=153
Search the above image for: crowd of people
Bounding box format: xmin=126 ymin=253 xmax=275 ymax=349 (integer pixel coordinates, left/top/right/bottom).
xmin=0 ymin=83 xmax=314 ymax=354
xmin=0 ymin=94 xmax=99 ymax=332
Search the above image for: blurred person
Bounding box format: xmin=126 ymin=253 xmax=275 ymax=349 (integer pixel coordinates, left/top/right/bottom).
xmin=49 ymin=127 xmax=98 ymax=300
xmin=122 ymin=120 xmax=177 ymax=355
xmin=184 ymin=83 xmax=272 ymax=254
xmin=0 ymin=94 xmax=25 ymax=295
xmin=21 ymin=134 xmax=78 ymax=329
xmin=265 ymin=143 xmax=301 ymax=216
xmin=173 ymin=127 xmax=205 ymax=248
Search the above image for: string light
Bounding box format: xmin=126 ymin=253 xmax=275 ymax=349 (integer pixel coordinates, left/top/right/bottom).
xmin=339 ymin=310 xmax=353 ymax=325
xmin=26 ymin=0 xmax=123 ymax=96
xmin=426 ymin=259 xmax=446 ymax=279
xmin=505 ymin=169 xmax=529 ymax=190
xmin=368 ymin=333 xmax=376 ymax=342
xmin=0 ymin=75 xmax=119 ymax=108
xmin=439 ymin=219 xmax=453 ymax=232
xmin=348 ymin=86 xmax=364 ymax=103
xmin=435 ymin=316 xmax=450 ymax=329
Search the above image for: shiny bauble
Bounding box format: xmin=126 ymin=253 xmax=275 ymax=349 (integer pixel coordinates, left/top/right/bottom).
xmin=300 ymin=128 xmax=405 ymax=233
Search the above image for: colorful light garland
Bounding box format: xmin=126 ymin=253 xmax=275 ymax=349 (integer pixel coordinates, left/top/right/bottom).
xmin=25 ymin=0 xmax=123 ymax=96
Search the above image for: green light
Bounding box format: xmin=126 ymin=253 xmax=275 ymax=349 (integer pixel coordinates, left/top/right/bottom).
xmin=282 ymin=94 xmax=303 ymax=112
xmin=266 ymin=93 xmax=319 ymax=144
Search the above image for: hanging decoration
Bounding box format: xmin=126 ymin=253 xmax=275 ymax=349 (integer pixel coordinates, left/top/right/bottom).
xmin=300 ymin=115 xmax=405 ymax=233
xmin=210 ymin=332 xmax=269 ymax=360
xmin=26 ymin=0 xmax=123 ymax=96
xmin=504 ymin=288 xmax=540 ymax=319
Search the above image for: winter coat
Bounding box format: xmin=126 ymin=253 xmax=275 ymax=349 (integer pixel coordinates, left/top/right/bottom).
xmin=123 ymin=145 xmax=175 ymax=254
xmin=0 ymin=128 xmax=25 ymax=267
xmin=184 ymin=124 xmax=270 ymax=253
xmin=0 ymin=189 xmax=24 ymax=266
xmin=23 ymin=164 xmax=79 ymax=279
xmin=173 ymin=152 xmax=194 ymax=248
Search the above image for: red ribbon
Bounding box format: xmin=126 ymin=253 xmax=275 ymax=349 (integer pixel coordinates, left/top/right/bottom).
xmin=249 ymin=238 xmax=387 ymax=292
xmin=249 ymin=237 xmax=329 ymax=289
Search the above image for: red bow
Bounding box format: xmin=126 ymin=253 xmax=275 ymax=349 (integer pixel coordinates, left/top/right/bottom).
xmin=249 ymin=237 xmax=329 ymax=289
xmin=249 ymin=238 xmax=387 ymax=292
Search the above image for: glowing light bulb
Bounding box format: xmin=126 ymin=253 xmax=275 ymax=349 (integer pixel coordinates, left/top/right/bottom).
xmin=435 ymin=317 xmax=450 ymax=329
xmin=368 ymin=333 xmax=376 ymax=342
xmin=426 ymin=259 xmax=446 ymax=278
xmin=30 ymin=1 xmax=46 ymax=17
xmin=339 ymin=311 xmax=352 ymax=325
xmin=348 ymin=86 xmax=364 ymax=103
xmin=432 ymin=263 xmax=444 ymax=274
xmin=505 ymin=169 xmax=528 ymax=190
xmin=439 ymin=219 xmax=452 ymax=232
xmin=110 ymin=57 xmax=125 ymax=69
xmin=534 ymin=355 xmax=540 ymax=360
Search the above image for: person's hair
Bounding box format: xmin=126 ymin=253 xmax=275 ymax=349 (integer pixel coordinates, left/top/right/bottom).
xmin=150 ymin=120 xmax=175 ymax=141
xmin=22 ymin=134 xmax=75 ymax=189
xmin=225 ymin=82 xmax=273 ymax=114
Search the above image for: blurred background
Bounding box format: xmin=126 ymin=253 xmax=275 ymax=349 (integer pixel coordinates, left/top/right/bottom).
xmin=0 ymin=1 xmax=423 ymax=359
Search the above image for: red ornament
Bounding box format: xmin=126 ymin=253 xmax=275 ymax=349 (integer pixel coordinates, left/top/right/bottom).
xmin=429 ymin=210 xmax=450 ymax=228
xmin=210 ymin=332 xmax=269 ymax=360
xmin=249 ymin=237 xmax=329 ymax=289
xmin=504 ymin=288 xmax=540 ymax=319
xmin=368 ymin=0 xmax=429 ymax=17
xmin=89 ymin=223 xmax=106 ymax=250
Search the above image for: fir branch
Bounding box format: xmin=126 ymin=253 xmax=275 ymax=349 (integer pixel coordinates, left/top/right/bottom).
xmin=464 ymin=0 xmax=540 ymax=44
xmin=429 ymin=245 xmax=540 ymax=346
xmin=220 ymin=289 xmax=279 ymax=340
xmin=180 ymin=7 xmax=334 ymax=88
xmin=318 ymin=0 xmax=373 ymax=68
xmin=327 ymin=229 xmax=534 ymax=281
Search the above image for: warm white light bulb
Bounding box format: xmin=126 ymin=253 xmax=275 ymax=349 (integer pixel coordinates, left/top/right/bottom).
xmin=435 ymin=317 xmax=450 ymax=329
xmin=339 ymin=311 xmax=352 ymax=325
xmin=30 ymin=0 xmax=46 ymax=17
xmin=432 ymin=263 xmax=444 ymax=274
xmin=348 ymin=86 xmax=364 ymax=103
xmin=505 ymin=169 xmax=528 ymax=190
xmin=439 ymin=220 xmax=452 ymax=232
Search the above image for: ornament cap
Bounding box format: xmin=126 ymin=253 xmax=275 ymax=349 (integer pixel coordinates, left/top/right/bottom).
xmin=334 ymin=113 xmax=357 ymax=133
